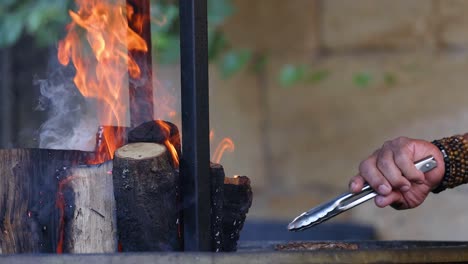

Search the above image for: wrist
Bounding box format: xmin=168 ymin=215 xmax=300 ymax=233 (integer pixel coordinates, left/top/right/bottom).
xmin=431 ymin=135 xmax=468 ymax=193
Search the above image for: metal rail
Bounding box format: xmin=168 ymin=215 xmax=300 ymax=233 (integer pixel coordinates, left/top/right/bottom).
xmin=179 ymin=0 xmax=212 ymax=251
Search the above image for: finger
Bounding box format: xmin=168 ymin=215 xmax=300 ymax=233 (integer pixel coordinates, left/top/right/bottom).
xmin=359 ymin=154 xmax=392 ymax=196
xmin=374 ymin=192 xmax=404 ymax=208
xmin=349 ymin=174 xmax=365 ymax=193
xmin=376 ymin=149 xmax=411 ymax=191
xmin=394 ymin=148 xmax=425 ymax=183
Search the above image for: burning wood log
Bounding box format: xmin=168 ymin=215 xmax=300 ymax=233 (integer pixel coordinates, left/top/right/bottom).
xmin=112 ymin=142 xmax=181 ymax=251
xmin=0 ymin=148 xmax=92 ymax=253
xmin=0 ymin=123 xmax=251 ymax=253
xmin=209 ymin=163 xmax=253 ymax=252
xmin=61 ymin=161 xmax=117 ymax=253
xmin=222 ymin=176 xmax=253 ymax=252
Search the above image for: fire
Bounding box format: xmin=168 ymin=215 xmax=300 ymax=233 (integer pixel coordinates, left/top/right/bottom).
xmin=155 ymin=120 xmax=179 ymax=168
xmin=58 ymin=0 xmax=148 ymax=160
xmin=212 ymin=137 xmax=235 ymax=164
xmin=92 ymin=126 xmax=126 ymax=164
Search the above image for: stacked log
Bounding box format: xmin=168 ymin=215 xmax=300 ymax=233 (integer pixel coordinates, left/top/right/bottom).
xmin=112 ymin=142 xmax=181 ymax=251
xmin=0 ymin=121 xmax=252 ymax=253
xmin=62 ymin=161 xmax=116 ymax=253
xmin=0 ymin=148 xmax=92 ymax=253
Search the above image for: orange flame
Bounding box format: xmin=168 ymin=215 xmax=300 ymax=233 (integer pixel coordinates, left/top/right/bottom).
xmin=155 ymin=120 xmax=179 ymax=168
xmin=209 ymin=130 xmax=215 ymax=141
xmin=58 ymin=0 xmax=148 ymax=160
xmin=212 ymin=137 xmax=235 ymax=164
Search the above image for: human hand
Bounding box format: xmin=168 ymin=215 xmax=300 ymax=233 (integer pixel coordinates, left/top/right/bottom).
xmin=349 ymin=137 xmax=445 ymax=209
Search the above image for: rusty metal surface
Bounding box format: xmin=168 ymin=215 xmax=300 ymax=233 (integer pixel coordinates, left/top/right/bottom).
xmin=2 ymin=241 xmax=468 ymax=264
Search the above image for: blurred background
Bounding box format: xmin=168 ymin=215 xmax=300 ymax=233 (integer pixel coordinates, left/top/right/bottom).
xmin=3 ymin=0 xmax=468 ymax=241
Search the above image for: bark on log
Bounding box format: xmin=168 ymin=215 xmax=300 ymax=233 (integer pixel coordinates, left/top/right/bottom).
xmin=62 ymin=161 xmax=117 ymax=253
xmin=0 ymin=148 xmax=92 ymax=253
xmin=222 ymin=176 xmax=253 ymax=252
xmin=210 ymin=163 xmax=225 ymax=252
xmin=112 ymin=142 xmax=181 ymax=251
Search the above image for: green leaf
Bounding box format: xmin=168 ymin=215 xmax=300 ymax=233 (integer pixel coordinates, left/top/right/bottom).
xmin=152 ymin=4 xmax=178 ymax=33
xmin=0 ymin=0 xmax=18 ymax=9
xmin=208 ymin=30 xmax=227 ymax=60
xmin=353 ymin=72 xmax=372 ymax=88
xmin=26 ymin=6 xmax=44 ymax=33
xmin=219 ymin=49 xmax=252 ymax=78
xmin=0 ymin=14 xmax=24 ymax=47
xmin=279 ymin=64 xmax=306 ymax=87
xmin=155 ymin=35 xmax=180 ymax=64
xmin=208 ymin=0 xmax=234 ymax=27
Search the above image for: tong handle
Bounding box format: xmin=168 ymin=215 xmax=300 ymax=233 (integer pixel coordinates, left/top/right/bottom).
xmin=338 ymin=155 xmax=437 ymax=211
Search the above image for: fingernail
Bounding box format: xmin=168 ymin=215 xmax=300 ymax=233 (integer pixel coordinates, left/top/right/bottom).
xmin=378 ymin=184 xmax=391 ymax=194
xmin=401 ymin=185 xmax=410 ymax=192
xmin=350 ymin=182 xmax=358 ymax=191
xmin=376 ymin=196 xmax=385 ymax=205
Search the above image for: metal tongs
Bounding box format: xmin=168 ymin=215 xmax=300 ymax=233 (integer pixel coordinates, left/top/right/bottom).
xmin=288 ymin=155 xmax=437 ymax=232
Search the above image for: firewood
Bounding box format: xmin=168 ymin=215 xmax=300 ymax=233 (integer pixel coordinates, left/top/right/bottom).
xmin=210 ymin=163 xmax=225 ymax=252
xmin=112 ymin=142 xmax=181 ymax=251
xmin=61 ymin=161 xmax=117 ymax=253
xmin=0 ymin=148 xmax=92 ymax=253
xmin=127 ymin=120 xmax=181 ymax=156
xmin=222 ymin=176 xmax=253 ymax=252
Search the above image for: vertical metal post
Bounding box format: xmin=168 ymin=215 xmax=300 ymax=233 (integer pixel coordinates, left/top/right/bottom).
xmin=179 ymin=0 xmax=211 ymax=251
xmin=127 ymin=0 xmax=154 ymax=127
xmin=0 ymin=49 xmax=13 ymax=147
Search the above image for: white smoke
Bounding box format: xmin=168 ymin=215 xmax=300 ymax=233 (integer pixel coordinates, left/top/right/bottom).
xmin=37 ymin=66 xmax=98 ymax=151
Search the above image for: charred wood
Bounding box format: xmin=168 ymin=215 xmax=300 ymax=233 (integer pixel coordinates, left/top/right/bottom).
xmin=112 ymin=143 xmax=181 ymax=251
xmin=0 ymin=148 xmax=92 ymax=253
xmin=210 ymin=163 xmax=225 ymax=252
xmin=127 ymin=0 xmax=154 ymax=128
xmin=222 ymin=176 xmax=252 ymax=252
xmin=209 ymin=163 xmax=253 ymax=252
xmin=96 ymin=120 xmax=181 ymax=161
xmin=127 ymin=120 xmax=181 ymax=157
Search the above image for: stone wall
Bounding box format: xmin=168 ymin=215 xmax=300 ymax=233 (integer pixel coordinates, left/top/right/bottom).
xmin=212 ymin=0 xmax=468 ymax=240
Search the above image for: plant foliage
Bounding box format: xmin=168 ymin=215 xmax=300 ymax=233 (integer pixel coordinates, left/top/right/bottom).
xmin=0 ymin=0 xmax=239 ymax=68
